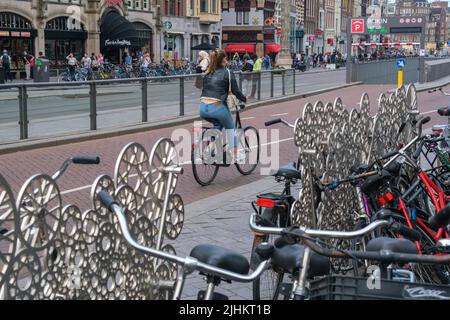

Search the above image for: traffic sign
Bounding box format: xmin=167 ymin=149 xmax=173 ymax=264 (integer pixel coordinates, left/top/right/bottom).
xmin=396 ymin=58 xmax=406 ymax=70
xmin=351 ymin=19 xmax=365 ymax=33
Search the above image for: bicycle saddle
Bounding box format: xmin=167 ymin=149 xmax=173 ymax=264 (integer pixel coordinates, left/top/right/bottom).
xmin=366 ymin=237 xmax=418 ymax=255
xmin=271 ymin=238 xmax=330 ymax=277
xmin=360 ymin=168 xmax=396 ymax=195
xmin=271 ymin=162 xmax=301 ymax=180
xmin=190 ymin=244 xmax=250 ymax=275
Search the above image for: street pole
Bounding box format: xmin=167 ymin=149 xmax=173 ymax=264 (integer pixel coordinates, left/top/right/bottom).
xmin=277 ymin=0 xmax=293 ymax=68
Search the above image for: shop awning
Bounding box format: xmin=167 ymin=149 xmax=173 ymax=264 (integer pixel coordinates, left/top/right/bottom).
xmin=100 ymin=11 xmax=139 ymax=48
xmin=192 ymin=43 xmax=217 ymax=50
xmin=225 ymin=44 xmax=255 ymax=54
xmin=265 ymin=43 xmax=281 ymax=55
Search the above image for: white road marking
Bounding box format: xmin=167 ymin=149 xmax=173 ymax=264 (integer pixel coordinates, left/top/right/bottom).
xmin=241 ymin=117 xmax=255 ymax=120
xmin=59 ymin=136 xmax=295 ymax=195
xmin=271 ymin=113 xmax=289 ymax=117
xmin=422 ymin=109 xmax=438 ymax=115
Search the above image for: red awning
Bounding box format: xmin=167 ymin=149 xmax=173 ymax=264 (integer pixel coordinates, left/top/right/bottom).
xmin=265 ymin=43 xmax=281 ymax=55
xmin=225 ymin=44 xmax=255 ymax=54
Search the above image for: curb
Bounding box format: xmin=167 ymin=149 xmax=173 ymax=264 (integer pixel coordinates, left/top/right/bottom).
xmin=0 ymin=81 xmax=362 ymax=155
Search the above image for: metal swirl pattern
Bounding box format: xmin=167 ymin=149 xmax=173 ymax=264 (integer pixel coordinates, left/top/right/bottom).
xmin=0 ymin=138 xmax=185 ymax=300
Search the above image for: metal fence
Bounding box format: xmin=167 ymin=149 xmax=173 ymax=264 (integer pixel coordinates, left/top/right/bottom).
xmin=0 ymin=69 xmax=307 ymax=141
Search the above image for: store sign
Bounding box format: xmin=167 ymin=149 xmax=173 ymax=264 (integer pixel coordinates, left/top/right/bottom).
xmin=163 ymin=21 xmax=172 ymax=30
xmin=0 ymin=31 xmax=9 ymax=36
xmin=368 ymin=27 xmax=388 ymax=34
xmin=105 ymin=39 xmax=131 ymax=47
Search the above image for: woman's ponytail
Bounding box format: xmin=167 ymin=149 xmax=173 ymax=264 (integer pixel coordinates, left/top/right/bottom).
xmin=206 ymin=51 xmax=218 ymax=75
xmin=205 ymin=50 xmax=227 ymax=75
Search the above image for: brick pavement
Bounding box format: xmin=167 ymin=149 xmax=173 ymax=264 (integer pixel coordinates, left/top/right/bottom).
xmin=0 ymin=83 xmax=446 ymax=211
xmin=174 ymin=176 xmax=284 ymax=300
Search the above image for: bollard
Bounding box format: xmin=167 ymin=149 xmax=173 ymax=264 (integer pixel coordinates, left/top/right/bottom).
xmin=179 ymin=77 xmax=185 ymax=116
xmin=141 ymin=79 xmax=148 ymax=122
xmin=18 ymin=86 xmax=29 ymax=139
xmin=270 ymin=71 xmax=274 ymax=98
xmin=257 ymin=72 xmax=261 ymax=100
xmin=293 ymin=69 xmax=296 ymax=94
xmin=282 ymin=71 xmax=286 ymax=96
xmin=89 ymin=82 xmax=97 ymax=130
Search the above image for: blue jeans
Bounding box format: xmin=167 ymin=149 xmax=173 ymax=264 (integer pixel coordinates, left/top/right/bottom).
xmin=199 ymin=102 xmax=236 ymax=148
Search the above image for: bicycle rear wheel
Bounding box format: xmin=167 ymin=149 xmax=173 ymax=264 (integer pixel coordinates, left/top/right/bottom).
xmin=191 ymin=131 xmax=220 ymax=186
xmin=252 ymin=208 xmax=286 ymax=300
xmin=235 ymin=126 xmax=259 ymax=176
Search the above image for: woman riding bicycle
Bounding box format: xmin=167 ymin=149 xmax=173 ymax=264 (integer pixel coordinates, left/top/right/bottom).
xmin=199 ymin=50 xmax=247 ymax=159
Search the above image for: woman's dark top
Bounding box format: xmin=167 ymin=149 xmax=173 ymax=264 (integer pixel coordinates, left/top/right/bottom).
xmin=201 ymin=67 xmax=247 ymax=104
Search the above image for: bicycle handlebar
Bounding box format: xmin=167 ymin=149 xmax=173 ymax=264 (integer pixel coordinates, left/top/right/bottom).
xmin=249 ymin=214 xmax=449 ymax=265
xmin=72 ymin=155 xmax=100 ymax=165
xmin=51 ymin=155 xmax=101 ymax=181
xmin=265 ymin=119 xmax=283 ymax=126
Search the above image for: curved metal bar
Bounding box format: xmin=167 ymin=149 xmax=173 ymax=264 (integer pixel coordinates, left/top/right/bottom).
xmin=110 ymin=204 xmax=269 ymax=282
xmin=249 ymin=214 xmax=389 ymax=239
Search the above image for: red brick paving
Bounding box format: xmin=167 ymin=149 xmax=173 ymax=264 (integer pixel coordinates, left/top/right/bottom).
xmin=0 ymin=83 xmax=447 ymax=211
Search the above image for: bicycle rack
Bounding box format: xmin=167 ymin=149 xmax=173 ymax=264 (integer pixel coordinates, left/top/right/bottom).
xmin=291 ymin=84 xmax=420 ymax=273
xmin=0 ymin=137 xmax=184 ymax=300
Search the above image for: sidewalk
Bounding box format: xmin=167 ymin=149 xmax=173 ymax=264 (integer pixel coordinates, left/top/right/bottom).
xmin=175 ymin=176 xmax=284 ymax=299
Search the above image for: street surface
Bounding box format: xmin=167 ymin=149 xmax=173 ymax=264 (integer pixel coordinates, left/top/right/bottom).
xmin=0 ymin=82 xmax=448 ymax=299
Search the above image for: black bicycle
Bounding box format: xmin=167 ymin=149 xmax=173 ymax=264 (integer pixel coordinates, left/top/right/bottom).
xmin=191 ymin=103 xmax=260 ymax=186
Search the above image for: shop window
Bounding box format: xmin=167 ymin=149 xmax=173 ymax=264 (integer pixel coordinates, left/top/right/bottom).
xmin=170 ymin=0 xmax=175 ymax=15
xmin=200 ymin=0 xmax=208 ymax=12
xmin=189 ymin=0 xmax=195 ymax=16
xmin=236 ymin=12 xmax=249 ymax=25
xmin=235 ymin=0 xmax=250 ymax=25
xmin=0 ymin=12 xmax=33 ymax=29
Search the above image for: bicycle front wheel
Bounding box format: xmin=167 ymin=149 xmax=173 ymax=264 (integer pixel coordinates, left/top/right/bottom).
xmin=235 ymin=126 xmax=260 ymax=176
xmin=191 ymin=132 xmax=220 ymax=186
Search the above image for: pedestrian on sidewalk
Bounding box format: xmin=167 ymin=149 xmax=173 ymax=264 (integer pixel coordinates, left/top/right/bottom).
xmin=195 ymin=51 xmax=210 ymax=89
xmin=23 ymin=51 xmax=35 ymax=80
xmin=249 ymin=53 xmax=262 ymax=99
xmin=241 ymin=54 xmax=254 ymax=97
xmin=66 ymin=53 xmax=77 ymax=80
xmin=1 ymin=50 xmax=12 ymax=82
xmin=199 ymin=50 xmax=247 ymax=160
xmin=81 ymin=53 xmax=92 ymax=69
xmin=264 ymin=54 xmax=271 ymax=70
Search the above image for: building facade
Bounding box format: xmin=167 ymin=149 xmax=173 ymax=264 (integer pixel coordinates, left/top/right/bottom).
xmin=0 ymin=0 xmax=221 ymax=72
xmin=221 ymin=0 xmax=295 ymax=58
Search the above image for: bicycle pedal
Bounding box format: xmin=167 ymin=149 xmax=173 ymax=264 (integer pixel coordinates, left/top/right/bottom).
xmin=197 ymin=290 xmax=229 ymax=300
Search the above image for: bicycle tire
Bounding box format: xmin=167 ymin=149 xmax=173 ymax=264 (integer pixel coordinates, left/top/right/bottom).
xmin=235 ymin=126 xmax=260 ymax=176
xmin=251 ymin=208 xmax=286 ymax=300
xmin=191 ymin=131 xmax=220 ymax=186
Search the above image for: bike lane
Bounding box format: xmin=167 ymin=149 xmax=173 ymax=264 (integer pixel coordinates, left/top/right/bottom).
xmin=0 ymin=83 xmax=446 ymax=212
